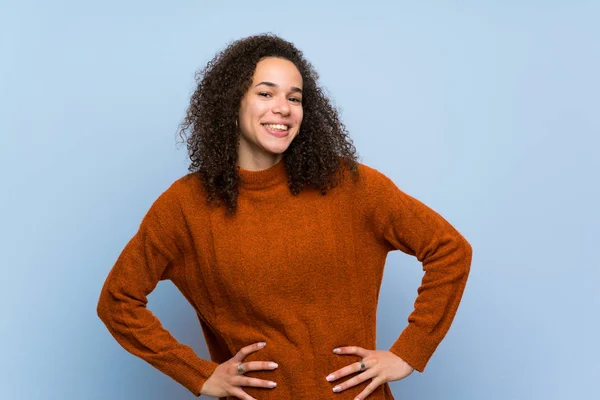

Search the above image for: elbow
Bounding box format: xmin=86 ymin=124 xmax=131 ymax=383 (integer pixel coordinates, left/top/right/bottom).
xmin=460 ymin=238 xmax=473 ymax=273
xmin=96 ymin=294 xmax=106 ymax=322
xmin=96 ymin=287 xmax=112 ymax=324
xmin=462 ymin=237 xmax=472 ymax=256
xmin=96 ymin=297 xmax=105 ymax=321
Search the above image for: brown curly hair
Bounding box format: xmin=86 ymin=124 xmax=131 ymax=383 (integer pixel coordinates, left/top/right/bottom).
xmin=177 ymin=33 xmax=360 ymax=215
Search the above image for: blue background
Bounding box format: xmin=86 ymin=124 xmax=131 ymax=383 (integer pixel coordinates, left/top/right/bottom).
xmin=1 ymin=0 xmax=598 ymax=399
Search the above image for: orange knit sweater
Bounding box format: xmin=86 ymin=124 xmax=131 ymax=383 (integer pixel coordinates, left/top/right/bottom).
xmin=97 ymin=159 xmax=472 ymax=399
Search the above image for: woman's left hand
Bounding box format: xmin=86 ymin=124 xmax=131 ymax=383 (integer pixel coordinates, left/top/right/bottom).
xmin=325 ymin=346 xmax=414 ymax=399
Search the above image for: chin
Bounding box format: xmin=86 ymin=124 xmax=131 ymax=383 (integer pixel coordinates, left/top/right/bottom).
xmin=261 ymin=139 xmax=294 ymax=154
xmin=264 ymin=145 xmax=290 ymax=155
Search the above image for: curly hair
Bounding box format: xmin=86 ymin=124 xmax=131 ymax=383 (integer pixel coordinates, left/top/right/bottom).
xmin=177 ymin=33 xmax=360 ymax=215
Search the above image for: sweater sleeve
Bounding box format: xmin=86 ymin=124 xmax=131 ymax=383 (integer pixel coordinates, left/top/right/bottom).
xmin=366 ymin=168 xmax=473 ymax=372
xmin=96 ymin=183 xmax=218 ymax=396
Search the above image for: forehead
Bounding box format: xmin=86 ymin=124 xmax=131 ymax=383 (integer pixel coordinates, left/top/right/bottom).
xmin=252 ymin=57 xmax=303 ymax=87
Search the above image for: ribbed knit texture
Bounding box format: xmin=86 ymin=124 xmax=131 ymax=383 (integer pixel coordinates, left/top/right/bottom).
xmin=97 ymin=159 xmax=472 ymax=399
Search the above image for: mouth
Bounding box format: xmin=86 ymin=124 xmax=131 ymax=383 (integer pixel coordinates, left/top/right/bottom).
xmin=261 ymin=123 xmax=290 ymax=137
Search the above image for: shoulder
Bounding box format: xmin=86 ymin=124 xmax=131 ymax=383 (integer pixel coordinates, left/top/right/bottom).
xmin=337 ymin=161 xmax=401 ymax=212
xmin=158 ymin=171 xmax=206 ymax=200
xmin=353 ymin=162 xmax=398 ymax=193
xmin=147 ymin=172 xmax=208 ymax=217
xmin=171 ymin=171 xmax=205 ymax=195
xmin=356 ymin=162 xmax=386 ymax=178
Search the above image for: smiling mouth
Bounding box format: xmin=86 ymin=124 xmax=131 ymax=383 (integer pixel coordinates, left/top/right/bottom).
xmin=261 ymin=123 xmax=289 ymax=131
xmin=262 ymin=124 xmax=290 ymax=137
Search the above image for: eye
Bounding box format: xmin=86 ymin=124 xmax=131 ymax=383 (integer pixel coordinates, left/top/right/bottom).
xmin=259 ymin=92 xmax=301 ymax=103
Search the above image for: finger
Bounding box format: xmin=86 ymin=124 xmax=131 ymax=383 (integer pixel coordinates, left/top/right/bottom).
xmin=331 ymin=368 xmax=377 ymax=393
xmin=333 ymin=345 xmax=369 ymax=357
xmin=327 ymin=358 xmax=373 ymax=382
xmin=232 ymin=360 xmax=278 ymax=376
xmin=244 ymin=361 xmax=279 ymax=372
xmin=231 ymin=387 xmax=257 ymax=400
xmin=232 ymin=342 xmax=266 ymax=362
xmin=235 ymin=376 xmax=277 ymax=389
xmin=355 ymin=377 xmax=384 ymax=400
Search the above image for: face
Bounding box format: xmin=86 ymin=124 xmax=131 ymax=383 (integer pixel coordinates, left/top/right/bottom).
xmin=237 ymin=56 xmax=304 ymax=170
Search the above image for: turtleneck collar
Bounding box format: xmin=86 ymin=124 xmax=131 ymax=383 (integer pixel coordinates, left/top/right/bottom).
xmin=237 ymin=158 xmax=288 ymax=190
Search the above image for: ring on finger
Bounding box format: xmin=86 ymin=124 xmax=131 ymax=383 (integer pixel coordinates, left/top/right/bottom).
xmin=237 ymin=363 xmax=245 ymax=374
xmin=359 ymin=359 xmax=366 ymax=372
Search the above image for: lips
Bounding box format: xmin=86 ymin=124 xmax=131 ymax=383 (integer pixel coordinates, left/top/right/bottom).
xmin=262 ymin=121 xmax=290 ymax=126
xmin=262 ymin=124 xmax=289 ymax=137
xmin=262 ymin=123 xmax=289 ymax=130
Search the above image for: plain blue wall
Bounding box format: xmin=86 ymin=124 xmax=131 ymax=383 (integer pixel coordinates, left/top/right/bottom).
xmin=1 ymin=1 xmax=598 ymax=399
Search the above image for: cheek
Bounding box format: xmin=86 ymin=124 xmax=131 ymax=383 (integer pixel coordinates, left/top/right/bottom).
xmin=239 ymin=98 xmax=264 ymax=122
xmin=249 ymin=101 xmax=268 ymax=117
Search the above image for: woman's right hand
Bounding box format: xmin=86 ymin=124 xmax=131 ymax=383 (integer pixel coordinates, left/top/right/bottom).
xmin=199 ymin=341 xmax=278 ymax=399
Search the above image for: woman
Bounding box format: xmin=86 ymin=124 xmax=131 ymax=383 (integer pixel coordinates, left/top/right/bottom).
xmin=97 ymin=33 xmax=473 ymax=400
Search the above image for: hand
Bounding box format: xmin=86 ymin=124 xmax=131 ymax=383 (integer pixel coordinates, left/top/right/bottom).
xmin=325 ymin=346 xmax=414 ymax=400
xmin=200 ymin=341 xmax=278 ymax=400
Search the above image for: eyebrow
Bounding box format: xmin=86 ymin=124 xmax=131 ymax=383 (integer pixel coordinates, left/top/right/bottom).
xmin=254 ymin=81 xmax=303 ymax=94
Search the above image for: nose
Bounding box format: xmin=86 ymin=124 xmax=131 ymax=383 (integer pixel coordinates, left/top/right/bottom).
xmin=272 ymin=94 xmax=290 ymax=116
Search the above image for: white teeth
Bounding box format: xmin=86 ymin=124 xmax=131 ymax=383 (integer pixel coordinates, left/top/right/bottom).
xmin=263 ymin=123 xmax=288 ymax=131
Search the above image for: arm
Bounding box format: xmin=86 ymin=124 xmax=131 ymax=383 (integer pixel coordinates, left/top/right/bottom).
xmin=96 ymin=183 xmax=218 ymax=396
xmin=368 ymin=169 xmax=473 ymax=372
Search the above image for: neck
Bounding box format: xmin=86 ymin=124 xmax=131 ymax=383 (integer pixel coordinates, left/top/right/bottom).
xmin=236 ymin=153 xmax=283 ymax=172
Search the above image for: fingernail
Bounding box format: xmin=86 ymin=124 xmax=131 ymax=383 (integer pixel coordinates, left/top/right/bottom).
xmin=269 ymin=362 xmax=278 ymax=368
xmin=333 ymin=348 xmax=340 ymax=353
xmin=333 ymin=385 xmax=341 ymax=392
xmin=326 ymin=374 xmax=334 ymax=381
xmin=268 ymin=381 xmax=277 ymax=388
xmin=258 ymin=342 xmax=266 ymax=347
